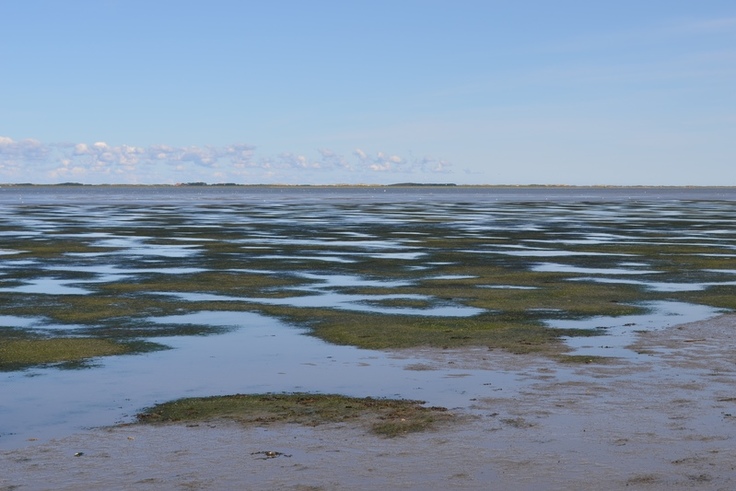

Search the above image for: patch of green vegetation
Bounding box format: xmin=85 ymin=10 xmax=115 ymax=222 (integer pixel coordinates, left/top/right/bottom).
xmin=100 ymin=270 xmax=309 ymax=296
xmin=501 ymin=417 xmax=536 ymax=428
xmin=31 ymin=294 xmax=177 ymax=324
xmin=600 ymin=243 xmax=736 ymax=271
xmin=136 ymin=393 xmax=455 ymax=437
xmin=0 ymin=336 xmax=163 ymax=371
xmin=414 ymin=271 xmax=645 ymax=318
xmin=356 ymin=297 xmax=436 ymax=309
xmin=14 ymin=240 xmax=112 ymax=258
xmin=680 ymin=286 xmax=736 ymax=310
xmin=555 ymin=354 xmax=613 ymax=364
xmin=252 ymin=307 xmax=568 ymax=354
xmin=80 ymin=322 xmax=234 ymax=339
xmin=626 ymin=474 xmax=662 ymax=485
xmin=633 ymin=349 xmax=657 ymax=355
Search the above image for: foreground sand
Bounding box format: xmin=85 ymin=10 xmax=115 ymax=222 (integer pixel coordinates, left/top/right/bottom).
xmin=2 ymin=315 xmax=735 ymax=490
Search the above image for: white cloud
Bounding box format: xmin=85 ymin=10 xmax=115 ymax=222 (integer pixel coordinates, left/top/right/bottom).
xmin=369 ymin=163 xmax=391 ymax=172
xmin=0 ymin=137 xmax=49 ymax=161
xmin=350 ymin=149 xmax=443 ymax=174
xmin=0 ymin=136 xmax=452 ymax=184
xmin=319 ymin=148 xmax=353 ymax=170
xmin=73 ymin=143 xmax=89 ymax=155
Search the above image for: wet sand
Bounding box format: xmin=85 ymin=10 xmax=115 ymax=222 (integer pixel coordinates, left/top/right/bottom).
xmin=2 ymin=315 xmax=735 ymax=491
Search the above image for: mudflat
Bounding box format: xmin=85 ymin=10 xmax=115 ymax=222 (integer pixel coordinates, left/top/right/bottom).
xmin=2 ymin=315 xmax=734 ymax=491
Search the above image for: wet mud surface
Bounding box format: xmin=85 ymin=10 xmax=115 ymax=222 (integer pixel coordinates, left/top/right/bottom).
xmin=3 ymin=315 xmax=735 ymax=491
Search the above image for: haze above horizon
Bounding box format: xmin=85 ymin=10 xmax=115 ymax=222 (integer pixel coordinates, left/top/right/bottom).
xmin=1 ymin=1 xmax=734 ymax=186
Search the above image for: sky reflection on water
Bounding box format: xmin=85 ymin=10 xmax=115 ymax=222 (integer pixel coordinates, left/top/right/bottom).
xmin=545 ymin=301 xmax=724 ymax=358
xmin=0 ymin=311 xmax=523 ymax=448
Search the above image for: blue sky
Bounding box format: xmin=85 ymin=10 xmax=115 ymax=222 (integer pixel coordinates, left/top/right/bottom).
xmin=1 ymin=1 xmax=734 ymax=185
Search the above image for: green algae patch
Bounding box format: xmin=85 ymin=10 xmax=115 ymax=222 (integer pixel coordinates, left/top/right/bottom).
xmin=101 ymin=270 xmax=310 ymax=298
xmin=136 ymin=393 xmax=455 ymax=437
xmin=680 ymin=286 xmax=736 ymax=310
xmin=14 ymin=240 xmax=112 ymax=258
xmin=555 ymin=354 xmax=614 ymax=364
xmin=0 ymin=337 xmax=160 ymax=371
xmin=419 ymin=281 xmax=644 ymax=319
xmin=253 ymin=305 xmax=602 ymax=355
xmin=37 ymin=295 xmax=177 ymax=325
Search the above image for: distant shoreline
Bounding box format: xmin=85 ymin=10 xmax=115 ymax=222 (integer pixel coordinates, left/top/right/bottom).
xmin=2 ymin=182 xmax=734 ymax=189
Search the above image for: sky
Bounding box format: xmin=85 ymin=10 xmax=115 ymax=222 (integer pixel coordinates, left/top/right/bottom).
xmin=1 ymin=1 xmax=734 ymax=185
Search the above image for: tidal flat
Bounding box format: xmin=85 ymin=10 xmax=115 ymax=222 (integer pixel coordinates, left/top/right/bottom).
xmin=1 ymin=186 xmax=736 ymax=488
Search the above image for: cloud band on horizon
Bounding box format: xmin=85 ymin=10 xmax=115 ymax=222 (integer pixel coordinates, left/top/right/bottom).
xmin=0 ymin=136 xmax=452 ymax=184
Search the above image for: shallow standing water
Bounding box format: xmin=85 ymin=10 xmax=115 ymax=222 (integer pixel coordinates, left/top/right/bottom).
xmin=1 ymin=186 xmax=735 ymax=450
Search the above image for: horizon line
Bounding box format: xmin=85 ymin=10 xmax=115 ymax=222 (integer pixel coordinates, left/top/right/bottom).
xmin=2 ymin=182 xmax=735 ymax=189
